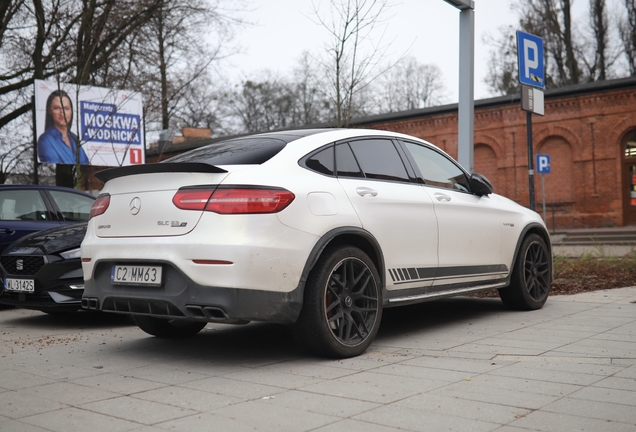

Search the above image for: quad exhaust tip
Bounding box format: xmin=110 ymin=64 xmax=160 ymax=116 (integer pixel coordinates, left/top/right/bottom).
xmin=81 ymin=298 xmax=99 ymax=310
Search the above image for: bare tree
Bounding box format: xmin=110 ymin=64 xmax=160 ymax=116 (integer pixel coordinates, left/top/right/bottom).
xmin=0 ymin=0 xmax=243 ymax=186
xmin=372 ymin=57 xmax=447 ymax=112
xmin=132 ymin=0 xmax=243 ymax=131
xmin=291 ymin=51 xmax=329 ymax=126
xmin=587 ymin=0 xmax=610 ymax=80
xmin=485 ymin=0 xmax=629 ymax=95
xmin=619 ymin=0 xmax=636 ymax=74
xmin=0 ymin=0 xmax=164 ymax=185
xmin=312 ymin=0 xmax=394 ymax=127
xmin=227 ymin=72 xmax=301 ymax=133
xmin=484 ymin=26 xmax=520 ymax=95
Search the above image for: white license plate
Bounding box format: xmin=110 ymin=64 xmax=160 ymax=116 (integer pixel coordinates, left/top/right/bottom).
xmin=4 ymin=278 xmax=35 ymax=293
xmin=111 ymin=265 xmax=162 ymax=286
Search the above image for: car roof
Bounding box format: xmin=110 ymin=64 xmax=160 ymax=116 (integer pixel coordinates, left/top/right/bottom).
xmin=0 ymin=184 xmax=95 ymax=197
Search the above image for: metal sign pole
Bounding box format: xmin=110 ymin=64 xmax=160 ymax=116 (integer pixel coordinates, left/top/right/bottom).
xmin=526 ymin=110 xmax=535 ymax=211
xmin=541 ymin=173 xmax=546 ymax=222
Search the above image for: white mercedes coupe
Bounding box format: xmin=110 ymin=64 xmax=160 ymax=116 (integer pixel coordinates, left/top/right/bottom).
xmin=81 ymin=128 xmax=552 ymax=358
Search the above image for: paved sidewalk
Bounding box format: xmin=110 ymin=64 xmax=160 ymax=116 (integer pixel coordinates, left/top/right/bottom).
xmin=1 ymin=288 xmax=635 ymax=432
xmin=553 ymin=244 xmax=636 ymax=257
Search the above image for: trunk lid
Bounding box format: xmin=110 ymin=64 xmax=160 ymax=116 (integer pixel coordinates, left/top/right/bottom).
xmin=94 ymin=170 xmax=230 ymax=238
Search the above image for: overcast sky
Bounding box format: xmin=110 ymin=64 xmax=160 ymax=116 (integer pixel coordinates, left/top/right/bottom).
xmin=220 ymin=0 xmax=521 ymax=102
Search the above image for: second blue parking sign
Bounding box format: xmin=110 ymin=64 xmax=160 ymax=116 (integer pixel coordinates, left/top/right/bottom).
xmin=537 ymin=154 xmax=550 ymax=174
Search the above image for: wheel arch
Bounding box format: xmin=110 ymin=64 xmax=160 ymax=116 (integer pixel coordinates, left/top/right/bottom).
xmin=300 ymin=227 xmax=386 ymax=288
xmin=507 ymin=223 xmax=553 ymax=285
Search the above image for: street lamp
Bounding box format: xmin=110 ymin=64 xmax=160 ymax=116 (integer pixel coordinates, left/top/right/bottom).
xmin=443 ymin=0 xmax=474 ymax=173
xmin=443 ymin=0 xmax=474 ymax=10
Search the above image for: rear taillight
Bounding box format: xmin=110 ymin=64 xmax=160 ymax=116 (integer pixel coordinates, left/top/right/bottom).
xmin=172 ymin=189 xmax=214 ymax=210
xmin=173 ymin=187 xmax=295 ymax=214
xmin=89 ymin=194 xmax=110 ymax=219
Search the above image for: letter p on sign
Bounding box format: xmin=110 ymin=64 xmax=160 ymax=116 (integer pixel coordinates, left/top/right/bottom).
xmin=524 ymin=40 xmax=538 ymax=80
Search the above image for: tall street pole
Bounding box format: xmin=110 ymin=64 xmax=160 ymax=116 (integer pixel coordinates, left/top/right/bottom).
xmin=443 ymin=0 xmax=475 ymax=173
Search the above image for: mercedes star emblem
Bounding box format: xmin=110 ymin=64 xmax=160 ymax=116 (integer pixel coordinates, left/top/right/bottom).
xmin=130 ymin=197 xmax=141 ymax=215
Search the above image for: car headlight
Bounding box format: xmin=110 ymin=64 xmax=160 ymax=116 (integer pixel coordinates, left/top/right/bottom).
xmin=59 ymin=248 xmax=81 ymax=260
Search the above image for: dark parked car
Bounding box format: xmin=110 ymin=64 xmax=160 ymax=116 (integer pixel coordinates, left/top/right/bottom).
xmin=0 ymin=223 xmax=88 ymax=313
xmin=0 ymin=184 xmax=95 ymax=253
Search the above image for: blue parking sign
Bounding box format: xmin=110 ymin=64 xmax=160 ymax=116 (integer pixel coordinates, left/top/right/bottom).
xmin=536 ymin=154 xmax=550 ymax=174
xmin=517 ymin=31 xmax=545 ymax=89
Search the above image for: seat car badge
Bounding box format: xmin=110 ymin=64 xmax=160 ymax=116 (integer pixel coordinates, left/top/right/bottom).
xmin=130 ymin=197 xmax=141 ymax=215
xmin=16 ymin=259 xmax=23 ymax=271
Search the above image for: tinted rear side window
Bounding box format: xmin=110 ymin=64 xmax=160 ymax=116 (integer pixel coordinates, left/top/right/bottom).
xmin=165 ymin=137 xmax=287 ymax=165
xmin=348 ymin=139 xmax=409 ymax=182
xmin=336 ymin=143 xmax=363 ymax=178
xmin=305 ymin=145 xmax=334 ymax=175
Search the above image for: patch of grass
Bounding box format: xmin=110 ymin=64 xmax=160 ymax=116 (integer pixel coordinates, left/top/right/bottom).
xmin=552 ymin=251 xmax=636 ymax=295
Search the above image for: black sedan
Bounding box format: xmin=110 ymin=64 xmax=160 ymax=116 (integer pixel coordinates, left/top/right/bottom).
xmin=0 ymin=184 xmax=95 ymax=253
xmin=0 ymin=223 xmax=87 ymax=313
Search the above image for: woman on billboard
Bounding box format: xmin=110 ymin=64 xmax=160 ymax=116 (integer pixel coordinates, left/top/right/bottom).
xmin=37 ymin=90 xmax=89 ymax=165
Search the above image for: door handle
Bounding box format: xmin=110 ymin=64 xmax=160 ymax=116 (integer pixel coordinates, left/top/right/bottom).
xmin=356 ymin=187 xmax=378 ymax=197
xmin=434 ymin=192 xmax=451 ymax=202
xmin=0 ymin=229 xmax=15 ymax=235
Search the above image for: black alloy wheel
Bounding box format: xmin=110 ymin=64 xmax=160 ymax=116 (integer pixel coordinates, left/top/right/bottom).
xmin=499 ymin=233 xmax=551 ymax=310
xmin=294 ymin=246 xmax=382 ymax=358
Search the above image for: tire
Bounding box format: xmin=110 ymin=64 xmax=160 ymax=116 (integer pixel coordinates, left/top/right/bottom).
xmin=293 ymin=246 xmax=382 ymax=358
xmin=499 ymin=233 xmax=551 ymax=310
xmin=131 ymin=315 xmax=207 ymax=338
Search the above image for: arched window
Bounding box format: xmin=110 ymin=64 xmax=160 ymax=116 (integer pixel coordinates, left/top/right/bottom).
xmin=624 ymin=131 xmax=636 ymax=158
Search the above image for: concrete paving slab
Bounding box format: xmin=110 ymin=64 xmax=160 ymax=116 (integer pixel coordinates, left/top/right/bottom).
xmin=509 ymin=410 xmax=636 ymax=432
xmin=485 ymin=362 xmax=607 ymax=386
xmin=20 ymin=406 xmax=143 ymax=432
xmin=80 ymin=396 xmax=197 ymax=425
xmin=256 ymin=389 xmax=381 ymax=418
xmin=21 ymin=381 xmax=119 ymax=406
xmin=312 ymin=418 xmax=402 ymax=432
xmin=352 ymin=403 xmax=499 ymax=432
xmin=541 ymin=397 xmax=636 ymax=424
xmin=210 ymin=399 xmax=336 ymax=431
xmin=133 ymin=386 xmax=242 ymax=412
xmin=430 ymin=380 xmax=566 ymax=411
xmin=568 ymin=385 xmax=636 ymax=406
xmin=179 ymin=375 xmax=288 ymax=399
xmin=394 ymin=392 xmax=531 ymax=424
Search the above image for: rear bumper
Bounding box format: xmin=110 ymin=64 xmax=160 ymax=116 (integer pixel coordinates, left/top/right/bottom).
xmin=82 ymin=260 xmax=304 ymax=324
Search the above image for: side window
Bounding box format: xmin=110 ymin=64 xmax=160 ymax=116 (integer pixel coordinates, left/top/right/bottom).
xmin=401 ymin=141 xmax=470 ymax=192
xmin=304 ymin=145 xmax=334 ymax=175
xmin=348 ymin=139 xmax=410 ymax=182
xmin=335 ymin=143 xmax=364 ymax=178
xmin=48 ymin=191 xmax=94 ymax=222
xmin=0 ymin=190 xmax=49 ymax=221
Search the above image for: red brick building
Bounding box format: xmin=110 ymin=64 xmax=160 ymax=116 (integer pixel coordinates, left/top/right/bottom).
xmin=356 ymin=77 xmax=636 ymax=229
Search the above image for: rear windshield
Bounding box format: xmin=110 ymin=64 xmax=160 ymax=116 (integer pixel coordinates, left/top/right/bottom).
xmin=164 ymin=137 xmax=287 ymax=165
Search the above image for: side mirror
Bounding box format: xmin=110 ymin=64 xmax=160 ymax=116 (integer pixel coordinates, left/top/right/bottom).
xmin=469 ymin=173 xmax=493 ymax=196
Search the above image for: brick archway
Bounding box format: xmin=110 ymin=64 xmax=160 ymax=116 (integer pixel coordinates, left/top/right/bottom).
xmin=536 ymin=137 xmax=575 ymax=204
xmin=474 ymin=144 xmax=499 ymax=192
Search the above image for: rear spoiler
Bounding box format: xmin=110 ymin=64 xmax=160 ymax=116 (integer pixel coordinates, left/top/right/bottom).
xmin=95 ymin=163 xmax=228 ymax=182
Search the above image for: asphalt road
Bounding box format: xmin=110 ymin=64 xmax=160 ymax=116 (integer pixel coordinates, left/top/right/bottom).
xmin=1 ymin=287 xmax=635 ymax=431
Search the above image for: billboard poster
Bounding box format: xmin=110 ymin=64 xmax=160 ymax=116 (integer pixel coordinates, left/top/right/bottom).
xmin=34 ymin=79 xmax=145 ymax=166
